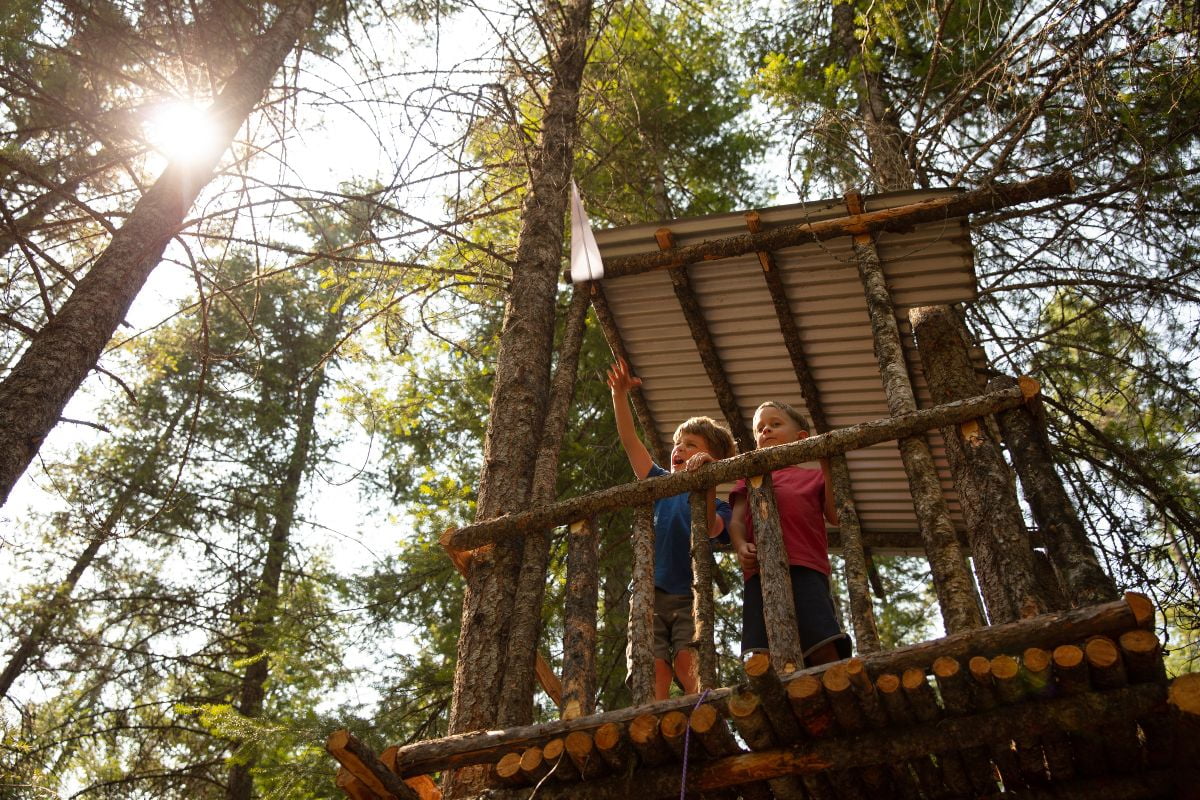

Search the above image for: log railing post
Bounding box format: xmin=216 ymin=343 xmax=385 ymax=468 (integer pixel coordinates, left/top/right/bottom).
xmin=689 ymin=491 xmax=719 ymax=690
xmin=989 ymin=375 xmax=1120 ymax=607
xmin=628 ymin=506 xmax=657 ymax=706
xmin=747 ymin=474 xmax=803 ymax=671
xmin=562 ymin=519 xmax=599 ymax=719
xmin=846 ymin=189 xmax=983 ymax=634
xmin=746 ymin=210 xmax=880 ymax=654
xmin=910 ymin=304 xmax=1048 ymax=623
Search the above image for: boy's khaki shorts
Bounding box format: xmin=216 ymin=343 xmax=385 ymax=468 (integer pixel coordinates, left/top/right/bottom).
xmin=652 ymin=589 xmax=695 ymax=661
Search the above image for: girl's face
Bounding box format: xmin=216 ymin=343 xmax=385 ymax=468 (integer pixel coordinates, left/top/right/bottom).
xmin=753 ymin=405 xmax=808 ymax=449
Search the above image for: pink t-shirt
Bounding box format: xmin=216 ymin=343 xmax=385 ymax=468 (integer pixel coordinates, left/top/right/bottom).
xmin=729 ymin=465 xmax=831 ymax=578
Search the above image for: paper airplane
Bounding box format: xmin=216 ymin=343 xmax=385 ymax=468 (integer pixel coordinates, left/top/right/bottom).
xmin=569 ymin=179 xmax=604 ymax=282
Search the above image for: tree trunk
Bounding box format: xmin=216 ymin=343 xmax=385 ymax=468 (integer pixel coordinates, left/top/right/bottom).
xmin=0 ymin=0 xmax=319 ymax=506
xmin=0 ymin=402 xmax=186 ymax=700
xmin=831 ymin=1 xmax=915 ymax=190
xmin=226 ymin=362 xmax=325 ymax=800
xmin=445 ymin=0 xmax=594 ymax=794
xmin=910 ymin=304 xmax=1047 ymax=623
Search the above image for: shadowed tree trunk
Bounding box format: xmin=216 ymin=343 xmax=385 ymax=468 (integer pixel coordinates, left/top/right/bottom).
xmin=226 ymin=355 xmax=327 ymax=800
xmin=445 ymin=0 xmax=595 ymax=794
xmin=0 ymin=0 xmax=320 ymax=506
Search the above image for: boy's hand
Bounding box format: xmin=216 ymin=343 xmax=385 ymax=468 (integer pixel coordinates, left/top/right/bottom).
xmin=606 ymin=357 xmax=642 ymax=396
xmin=736 ymin=540 xmax=758 ymax=571
xmin=682 ymin=452 xmax=714 ymax=471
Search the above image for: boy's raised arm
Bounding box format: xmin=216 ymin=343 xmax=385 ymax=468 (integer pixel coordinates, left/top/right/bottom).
xmin=607 ymin=358 xmax=653 ymax=479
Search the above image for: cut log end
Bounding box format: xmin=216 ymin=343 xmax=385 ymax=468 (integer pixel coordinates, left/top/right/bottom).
xmin=744 ymin=652 xmax=771 ymax=680
xmin=1169 ymin=673 xmax=1200 ymax=717
xmin=1124 ymin=591 xmax=1155 ymax=629
xmin=1017 ymin=375 xmax=1041 ymax=399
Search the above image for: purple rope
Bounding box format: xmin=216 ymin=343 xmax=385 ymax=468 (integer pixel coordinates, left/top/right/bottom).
xmin=680 ymin=688 xmax=711 ymax=800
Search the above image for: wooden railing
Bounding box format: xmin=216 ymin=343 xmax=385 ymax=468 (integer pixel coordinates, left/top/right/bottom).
xmin=439 ymin=379 xmax=1039 ymax=712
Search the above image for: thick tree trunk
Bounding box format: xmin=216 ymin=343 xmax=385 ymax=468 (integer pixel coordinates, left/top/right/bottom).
xmin=910 ymin=304 xmax=1047 ymax=623
xmin=0 ymin=0 xmax=320 ymax=506
xmin=990 ymin=375 xmax=1120 ymax=606
xmin=446 ymin=0 xmax=594 ymax=794
xmin=227 ymin=361 xmax=325 ymax=800
xmin=497 ymin=286 xmax=591 ymax=726
xmin=0 ymin=402 xmax=186 ymax=700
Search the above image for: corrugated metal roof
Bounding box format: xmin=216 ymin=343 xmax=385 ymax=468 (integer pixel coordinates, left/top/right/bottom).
xmin=594 ymin=189 xmax=980 ymax=556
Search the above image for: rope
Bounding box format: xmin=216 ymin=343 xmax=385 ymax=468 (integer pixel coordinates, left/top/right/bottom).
xmin=680 ymin=688 xmax=711 ymax=800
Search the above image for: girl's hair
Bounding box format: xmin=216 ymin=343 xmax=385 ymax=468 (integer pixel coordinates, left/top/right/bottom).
xmin=754 ymin=400 xmax=811 ymax=432
xmin=674 ymin=416 xmax=737 ymax=460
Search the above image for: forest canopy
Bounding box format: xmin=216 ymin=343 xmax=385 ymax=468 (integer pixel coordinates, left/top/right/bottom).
xmin=1 ymin=0 xmax=1197 ymax=798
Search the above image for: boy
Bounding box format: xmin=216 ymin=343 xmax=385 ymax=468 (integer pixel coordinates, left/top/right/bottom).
xmin=607 ymin=357 xmax=736 ymax=699
xmin=728 ymin=400 xmax=851 ymax=667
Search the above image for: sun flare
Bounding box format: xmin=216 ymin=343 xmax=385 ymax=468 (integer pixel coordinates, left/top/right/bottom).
xmin=146 ymin=101 xmax=222 ymax=165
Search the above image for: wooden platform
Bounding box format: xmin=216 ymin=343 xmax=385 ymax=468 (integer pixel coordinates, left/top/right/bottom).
xmin=328 ymin=593 xmax=1200 ymax=799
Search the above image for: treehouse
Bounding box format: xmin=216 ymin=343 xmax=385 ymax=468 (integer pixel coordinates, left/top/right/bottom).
xmin=327 ymin=174 xmax=1200 ymax=800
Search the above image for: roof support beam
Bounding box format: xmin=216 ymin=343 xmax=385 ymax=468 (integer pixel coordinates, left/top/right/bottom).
xmin=582 ymin=171 xmax=1073 ymax=281
xmin=658 ymin=228 xmax=755 ymax=452
xmin=589 ymin=284 xmax=668 ymax=465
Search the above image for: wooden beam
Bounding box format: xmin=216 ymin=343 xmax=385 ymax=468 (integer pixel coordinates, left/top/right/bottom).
xmin=561 ymin=519 xmax=598 ymax=720
xmin=589 ymin=284 xmax=668 ymax=465
xmin=577 ymin=172 xmax=1074 ymax=282
xmin=657 ymin=228 xmax=754 ymax=452
xmin=845 ymin=188 xmax=983 ymax=634
xmin=627 ymin=505 xmax=656 ymax=706
xmin=689 ymin=491 xmax=718 ymax=690
xmin=384 ymin=593 xmax=1152 ymax=777
xmin=442 ymin=381 xmax=1034 ymax=552
xmin=327 ymin=730 xmax=421 ymax=800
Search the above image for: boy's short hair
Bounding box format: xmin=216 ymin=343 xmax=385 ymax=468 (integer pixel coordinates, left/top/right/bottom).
xmin=755 ymin=400 xmax=812 ymax=433
xmin=674 ymin=416 xmax=737 ymax=460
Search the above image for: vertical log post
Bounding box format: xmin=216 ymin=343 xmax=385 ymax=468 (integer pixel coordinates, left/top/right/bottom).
xmin=845 ymin=190 xmax=982 ymax=634
xmin=989 ymin=374 xmax=1120 ymax=606
xmin=562 ymin=519 xmax=599 ymax=719
xmin=689 ymin=491 xmax=718 ymax=690
xmin=746 ymin=210 xmax=880 ymax=653
xmin=628 ymin=505 xmax=657 ymax=705
xmin=746 ymin=473 xmax=803 ymax=671
xmin=910 ymin=304 xmax=1047 ymax=623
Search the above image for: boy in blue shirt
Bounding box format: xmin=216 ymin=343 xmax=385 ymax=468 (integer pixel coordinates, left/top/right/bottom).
xmin=607 ymin=358 xmax=735 ymax=698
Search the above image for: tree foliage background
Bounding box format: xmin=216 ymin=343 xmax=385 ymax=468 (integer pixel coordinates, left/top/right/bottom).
xmin=1 ymin=0 xmax=1197 ymax=797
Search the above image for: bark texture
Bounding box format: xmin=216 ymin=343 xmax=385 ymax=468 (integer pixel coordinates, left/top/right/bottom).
xmin=627 ymin=505 xmax=656 ymax=706
xmin=0 ymin=0 xmax=320 ymax=506
xmin=689 ymin=492 xmax=718 ymax=690
xmin=561 ymin=520 xmax=599 ymax=720
xmin=990 ymin=375 xmax=1120 ymax=606
xmin=910 ymin=304 xmax=1047 ymax=623
xmin=848 ymin=210 xmax=982 ymax=633
xmin=746 ymin=474 xmax=803 ymax=671
xmin=446 ymin=3 xmax=593 ymax=795
xmin=497 ymin=286 xmax=591 ymax=726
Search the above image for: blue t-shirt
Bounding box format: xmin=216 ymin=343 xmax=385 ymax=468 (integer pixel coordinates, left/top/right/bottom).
xmin=649 ymin=464 xmax=732 ymax=595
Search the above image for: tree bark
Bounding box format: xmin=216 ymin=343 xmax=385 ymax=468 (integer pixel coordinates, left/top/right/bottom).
xmin=497 ymin=286 xmax=591 ymax=726
xmin=910 ymin=304 xmax=1047 ymax=623
xmin=689 ymin=492 xmax=718 ymax=690
xmin=0 ymin=0 xmax=320 ymax=506
xmin=628 ymin=505 xmax=657 ymax=706
xmin=846 ymin=199 xmax=983 ymax=633
xmin=228 ymin=356 xmax=326 ymax=800
xmin=446 ymin=1 xmax=594 ymax=793
xmin=561 ymin=519 xmax=599 ymax=720
xmin=990 ymin=375 xmax=1120 ymax=606
xmin=746 ymin=474 xmax=803 ymax=671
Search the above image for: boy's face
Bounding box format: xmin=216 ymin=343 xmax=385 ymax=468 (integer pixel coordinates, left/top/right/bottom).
xmin=753 ymin=406 xmax=808 ymax=449
xmin=670 ymin=432 xmax=715 ymax=471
